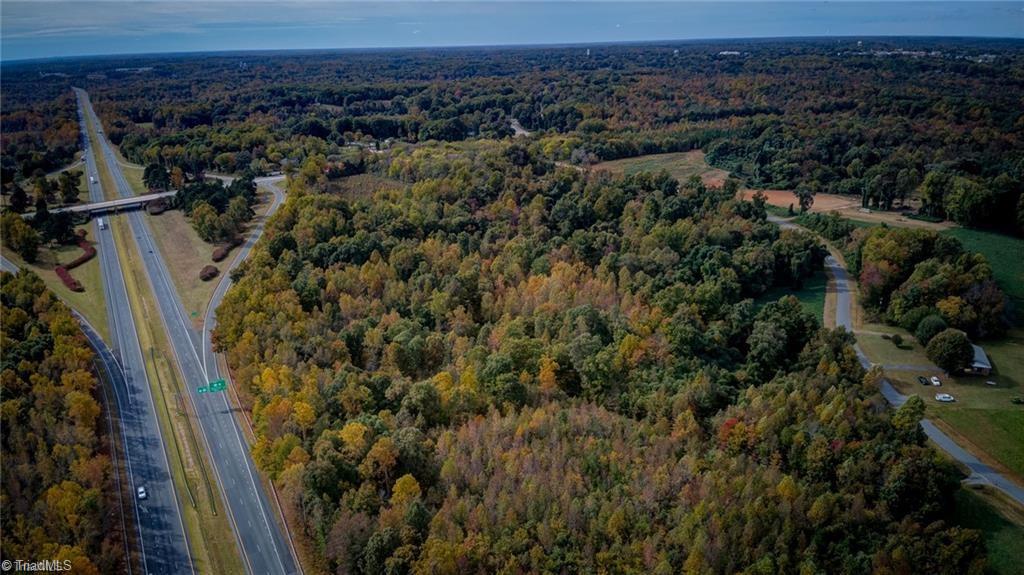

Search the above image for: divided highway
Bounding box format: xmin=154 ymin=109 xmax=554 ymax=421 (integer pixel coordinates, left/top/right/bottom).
xmin=78 ymin=89 xmax=299 ymax=574
xmin=74 ymin=88 xmax=195 ymax=575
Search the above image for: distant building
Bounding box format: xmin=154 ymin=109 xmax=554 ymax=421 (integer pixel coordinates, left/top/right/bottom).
xmin=967 ymin=344 xmax=992 ymax=376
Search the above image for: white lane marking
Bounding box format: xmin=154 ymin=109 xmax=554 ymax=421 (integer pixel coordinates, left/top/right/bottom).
xmin=79 ymin=89 xmax=196 ymax=575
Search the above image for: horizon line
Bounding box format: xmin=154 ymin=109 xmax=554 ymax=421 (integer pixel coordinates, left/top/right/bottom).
xmin=4 ymin=33 xmax=1023 ymax=65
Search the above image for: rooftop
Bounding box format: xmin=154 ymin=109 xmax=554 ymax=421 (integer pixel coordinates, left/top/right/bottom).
xmin=971 ymin=344 xmax=992 ymax=370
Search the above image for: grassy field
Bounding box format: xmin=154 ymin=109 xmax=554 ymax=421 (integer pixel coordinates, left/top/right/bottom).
xmin=110 ymin=214 xmax=245 ymax=575
xmin=3 ymin=224 xmax=109 ymax=342
xmin=753 ymin=270 xmax=827 ymax=321
xmin=146 ymin=189 xmax=274 ymax=328
xmin=591 ymin=150 xmax=730 ymax=186
xmin=89 ymin=112 xmax=245 ymax=574
xmin=942 ymin=228 xmax=1024 ymax=324
xmin=856 ymin=322 xmax=934 ymax=367
xmin=329 ymin=172 xmax=404 ymax=199
xmin=954 ymin=487 xmax=1024 ymax=575
xmin=886 ymin=330 xmax=1024 ymax=480
xmin=145 ymin=210 xmax=218 ymax=326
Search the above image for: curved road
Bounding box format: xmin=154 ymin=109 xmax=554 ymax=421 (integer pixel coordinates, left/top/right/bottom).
xmin=79 ymin=88 xmax=299 ymax=575
xmin=1 ymin=250 xmax=192 ymax=575
xmin=771 ymin=215 xmax=1024 ymax=506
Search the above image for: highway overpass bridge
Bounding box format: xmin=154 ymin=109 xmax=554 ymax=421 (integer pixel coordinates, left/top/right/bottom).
xmin=21 ymin=190 xmax=176 ymax=219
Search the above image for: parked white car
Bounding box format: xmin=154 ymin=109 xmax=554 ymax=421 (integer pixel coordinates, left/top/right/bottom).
xmin=935 ymin=393 xmax=955 ymax=403
xmin=985 ymin=380 xmax=997 ymax=386
xmin=930 ymin=376 xmax=941 ymax=386
xmin=137 ymin=486 xmax=148 ymax=500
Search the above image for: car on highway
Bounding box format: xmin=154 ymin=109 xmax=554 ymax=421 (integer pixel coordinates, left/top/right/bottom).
xmin=935 ymin=393 xmax=955 ymax=403
xmin=137 ymin=486 xmax=147 ymax=500
xmin=917 ymin=376 xmax=929 ymax=386
xmin=930 ymin=376 xmax=942 ymax=386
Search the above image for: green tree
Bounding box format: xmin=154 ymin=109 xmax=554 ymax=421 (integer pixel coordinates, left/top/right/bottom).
xmin=925 ymin=328 xmax=974 ymax=373
xmin=58 ymin=171 xmax=80 ymax=204
xmin=945 ymin=176 xmax=993 ymax=227
xmin=9 ymin=184 xmax=29 ymax=212
xmin=143 ymin=163 xmax=171 ymax=191
xmin=1 ymin=212 xmax=42 ymax=262
xmin=918 ymin=171 xmax=952 ymax=218
xmin=190 ymin=201 xmax=219 ymax=242
xmin=915 ymin=314 xmax=947 ymax=345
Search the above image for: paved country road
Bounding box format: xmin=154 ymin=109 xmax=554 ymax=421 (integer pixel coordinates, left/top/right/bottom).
xmin=0 ymin=255 xmax=18 ymax=274
xmin=770 ymin=214 xmax=1024 ymax=506
xmin=75 ymin=88 xmax=195 ymax=575
xmin=78 ymin=88 xmax=299 ymax=574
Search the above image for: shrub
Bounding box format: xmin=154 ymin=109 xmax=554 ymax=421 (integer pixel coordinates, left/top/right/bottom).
xmin=146 ymin=198 xmax=168 ymax=215
xmin=891 ymin=334 xmax=904 ymax=347
xmin=212 ymin=245 xmax=231 ymax=262
xmin=54 ymin=266 xmax=83 ymax=291
xmin=898 ymin=306 xmax=936 ymax=332
xmin=926 ymin=329 xmax=974 ymax=374
xmin=64 ymin=238 xmax=96 ymax=270
xmin=199 ymin=265 xmax=219 ymax=281
xmin=915 ymin=314 xmax=947 ymax=345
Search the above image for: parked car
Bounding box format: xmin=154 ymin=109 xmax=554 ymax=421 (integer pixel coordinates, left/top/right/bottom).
xmin=930 ymin=376 xmax=941 ymax=386
xmin=985 ymin=380 xmax=997 ymax=386
xmin=917 ymin=376 xmax=929 ymax=386
xmin=935 ymin=393 xmax=955 ymax=403
xmin=137 ymin=486 xmax=147 ymax=500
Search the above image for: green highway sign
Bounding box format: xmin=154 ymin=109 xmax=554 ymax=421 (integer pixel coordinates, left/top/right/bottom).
xmin=210 ymin=379 xmax=226 ymax=392
xmin=197 ymin=386 xmax=209 ymax=394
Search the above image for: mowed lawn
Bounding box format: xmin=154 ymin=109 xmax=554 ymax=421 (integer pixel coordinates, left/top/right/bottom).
xmin=3 ymin=223 xmax=109 ymax=342
xmin=954 ymin=488 xmax=1024 ymax=575
xmin=753 ymin=270 xmax=827 ymax=321
xmin=145 ymin=209 xmax=217 ymax=326
xmin=856 ymin=324 xmax=933 ymax=367
xmin=146 ymin=189 xmax=275 ymax=328
xmin=591 ymin=150 xmax=730 ymax=186
xmin=887 ymin=330 xmax=1024 ymax=480
xmin=942 ymin=228 xmax=1024 ymax=323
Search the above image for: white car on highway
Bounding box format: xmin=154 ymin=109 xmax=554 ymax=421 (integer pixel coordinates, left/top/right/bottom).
xmin=935 ymin=393 xmax=955 ymax=403
xmin=930 ymin=376 xmax=941 ymax=386
xmin=137 ymin=486 xmax=148 ymax=500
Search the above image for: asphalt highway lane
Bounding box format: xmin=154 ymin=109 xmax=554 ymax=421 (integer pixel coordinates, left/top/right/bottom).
xmin=78 ymin=89 xmax=298 ymax=575
xmin=74 ymin=88 xmax=194 ymax=575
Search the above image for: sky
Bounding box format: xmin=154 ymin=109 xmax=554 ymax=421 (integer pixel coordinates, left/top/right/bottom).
xmin=2 ymin=1 xmax=1023 ymax=61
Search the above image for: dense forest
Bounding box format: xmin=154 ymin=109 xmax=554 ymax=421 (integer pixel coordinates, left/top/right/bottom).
xmin=0 ymin=272 xmax=124 ymax=574
xmin=1 ymin=39 xmax=1018 ymax=573
xmin=208 ymin=141 xmax=985 ymax=573
xmin=3 ymin=38 xmax=1022 ymax=234
xmin=794 ymin=212 xmax=1010 ymax=337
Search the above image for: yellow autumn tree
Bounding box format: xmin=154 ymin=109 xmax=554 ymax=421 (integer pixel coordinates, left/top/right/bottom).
xmin=538 ymin=355 xmax=559 ymax=398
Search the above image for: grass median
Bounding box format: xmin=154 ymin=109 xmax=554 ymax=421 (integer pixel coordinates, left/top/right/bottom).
xmin=107 ymin=210 xmax=245 ymax=575
xmin=89 ymin=113 xmax=245 ymax=574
